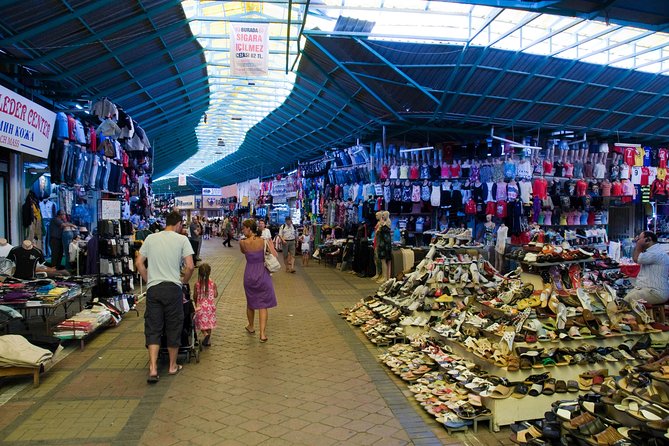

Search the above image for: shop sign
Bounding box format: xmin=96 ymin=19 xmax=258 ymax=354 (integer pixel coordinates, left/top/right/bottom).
xmin=202 ymin=194 xmax=223 ymax=208
xmin=0 ymin=85 xmax=56 ymax=158
xmin=230 ymin=23 xmax=269 ymax=76
xmin=202 ymin=187 xmax=222 ymax=196
xmin=175 ymin=195 xmax=195 ymax=210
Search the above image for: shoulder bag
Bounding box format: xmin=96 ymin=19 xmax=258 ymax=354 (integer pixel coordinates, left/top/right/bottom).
xmin=264 ymin=239 xmax=281 ymax=273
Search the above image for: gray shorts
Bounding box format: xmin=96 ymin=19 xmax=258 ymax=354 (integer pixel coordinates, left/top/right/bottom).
xmin=283 ymin=240 xmax=296 ymax=257
xmin=144 ymin=282 xmax=184 ymax=347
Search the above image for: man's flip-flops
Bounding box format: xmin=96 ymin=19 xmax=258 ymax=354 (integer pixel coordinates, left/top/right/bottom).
xmin=168 ymin=365 xmax=183 ymax=376
xmin=147 ymin=375 xmax=159 ymax=384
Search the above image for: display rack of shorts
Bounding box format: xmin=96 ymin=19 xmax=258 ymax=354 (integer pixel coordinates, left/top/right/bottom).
xmin=96 ymin=219 xmax=136 ymax=316
xmin=340 ymin=238 xmax=669 ymax=433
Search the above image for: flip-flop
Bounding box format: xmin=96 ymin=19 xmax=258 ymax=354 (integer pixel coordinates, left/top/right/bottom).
xmin=168 ymin=365 xmax=183 ymax=375
xmin=259 ymin=337 xmax=268 ymax=343
xmin=147 ymin=374 xmax=159 ymax=384
xmin=245 ymin=326 xmax=255 ymax=334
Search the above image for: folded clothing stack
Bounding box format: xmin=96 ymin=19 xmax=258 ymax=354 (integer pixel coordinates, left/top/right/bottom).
xmin=0 ymin=335 xmax=53 ymax=368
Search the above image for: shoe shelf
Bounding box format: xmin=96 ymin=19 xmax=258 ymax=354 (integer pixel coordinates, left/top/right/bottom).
xmin=512 ymin=258 xmax=595 ymax=267
xmin=481 ymin=392 xmax=575 ymax=432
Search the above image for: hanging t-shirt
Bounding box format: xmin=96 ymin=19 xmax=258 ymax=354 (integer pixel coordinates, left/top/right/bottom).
xmin=593 ymin=162 xmax=606 ymax=179
xmin=584 ymin=162 xmax=594 ymax=178
xmin=411 ymin=184 xmax=421 ymax=202
xmin=532 ymin=177 xmax=548 ymax=199
xmin=620 ymin=164 xmax=630 ymax=179
xmin=641 ymin=167 xmax=650 ymax=186
xmin=601 ymin=181 xmax=612 ymax=197
xmin=399 ymin=165 xmax=409 ymax=179
xmin=440 ymin=163 xmax=450 ymax=179
xmin=576 ymin=179 xmax=588 ymax=197
xmin=658 ymin=148 xmax=668 ymax=169
xmin=496 ymin=182 xmax=508 ymax=201
xmin=649 ymin=167 xmax=658 ymax=184
xmin=634 ymin=147 xmax=645 ymax=166
xmin=389 ymin=165 xmax=398 ymax=179
xmin=553 ymin=161 xmax=564 ymax=178
xmin=622 ymin=180 xmax=635 ymax=197
xmin=643 ymin=147 xmax=652 ymax=167
xmin=611 ymin=181 xmax=623 ymax=196
xmin=658 ymin=167 xmax=667 ymax=180
xmin=517 ymin=160 xmax=532 ymax=180
xmin=504 ymin=161 xmax=516 ymax=180
xmin=623 ymin=147 xmax=636 ymax=166
xmin=507 ymin=182 xmax=519 ymax=201
xmin=519 ymin=180 xmax=532 ymax=204
xmin=495 ymin=200 xmax=507 ymax=218
xmin=543 ymin=159 xmax=553 ymax=176
xmin=563 ymin=162 xmax=574 ymax=178
xmin=450 ymin=164 xmax=461 ymax=179
xmin=631 ymin=166 xmax=642 ymax=185
xmin=409 ymin=164 xmax=419 ymax=180
xmin=431 ymin=185 xmax=441 ymax=207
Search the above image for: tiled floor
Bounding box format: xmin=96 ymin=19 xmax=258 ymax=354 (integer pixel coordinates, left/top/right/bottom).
xmin=0 ymin=239 xmax=513 ymax=445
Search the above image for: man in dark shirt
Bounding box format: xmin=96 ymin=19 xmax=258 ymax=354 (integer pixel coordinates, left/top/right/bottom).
xmin=8 ymin=240 xmax=45 ymax=280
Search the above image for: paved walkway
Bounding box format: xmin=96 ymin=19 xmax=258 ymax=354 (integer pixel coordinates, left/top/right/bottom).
xmin=0 ymin=239 xmax=512 ymax=446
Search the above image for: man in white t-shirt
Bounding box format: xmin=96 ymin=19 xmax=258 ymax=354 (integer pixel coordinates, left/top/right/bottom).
xmin=626 ymin=231 xmax=669 ymax=305
xmin=279 ymin=216 xmax=297 ymax=273
xmin=136 ymin=211 xmax=194 ymax=383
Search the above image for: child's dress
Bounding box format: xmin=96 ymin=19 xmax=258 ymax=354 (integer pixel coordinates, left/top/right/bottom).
xmin=194 ymin=280 xmax=217 ymax=330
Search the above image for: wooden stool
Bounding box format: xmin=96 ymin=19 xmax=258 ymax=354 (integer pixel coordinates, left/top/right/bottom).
xmin=473 ymin=415 xmax=493 ymax=433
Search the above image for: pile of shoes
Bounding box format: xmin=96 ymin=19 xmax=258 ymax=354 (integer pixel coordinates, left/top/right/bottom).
xmin=523 ymin=354 xmax=669 ymax=445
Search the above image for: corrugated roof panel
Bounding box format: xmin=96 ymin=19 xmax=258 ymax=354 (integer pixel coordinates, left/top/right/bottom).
xmin=594 ymin=90 xmax=628 ymax=109
xmin=542 ymin=81 xmax=576 ymax=103
xmin=639 ymin=118 xmax=669 ymax=134
xmin=571 ymin=110 xmax=607 ymax=128
xmin=597 ymin=113 xmax=627 ymax=130
xmin=498 ymin=101 xmax=528 ymax=120
xmin=523 ymin=104 xmax=553 ymax=122
xmin=622 ymin=116 xmax=649 ymax=132
xmin=617 ymin=92 xmax=656 ymax=114
xmin=643 ymin=77 xmax=669 ymax=94
xmin=449 ymin=96 xmax=478 ymax=115
xmin=515 ymin=77 xmax=551 ymax=100
xmin=568 ymin=85 xmax=604 ymax=107
xmin=618 ymin=71 xmax=653 ymax=90
xmin=551 ymin=107 xmax=577 ymax=125
xmin=475 ymin=98 xmax=505 ymax=117
xmin=462 ymin=70 xmax=498 ymax=94
xmin=490 ymin=72 xmax=525 ymax=97
xmin=539 ymin=58 xmax=572 ymax=77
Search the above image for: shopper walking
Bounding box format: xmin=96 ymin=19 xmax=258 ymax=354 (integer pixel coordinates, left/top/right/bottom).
xmin=193 ymin=263 xmax=218 ymax=347
xmin=278 ymin=216 xmax=297 ymax=273
xmin=49 ymin=210 xmax=76 ymax=270
xmin=258 ymin=219 xmax=272 ymax=241
xmin=300 ymin=225 xmax=312 ymax=267
xmin=135 ymin=211 xmax=195 ymax=383
xmin=240 ymin=218 xmax=278 ymax=343
xmin=189 ymin=216 xmax=203 ymax=261
xmin=222 ymin=217 xmax=233 ymax=247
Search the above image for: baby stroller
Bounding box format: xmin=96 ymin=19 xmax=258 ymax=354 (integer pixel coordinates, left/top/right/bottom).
xmin=159 ymin=284 xmax=200 ymax=364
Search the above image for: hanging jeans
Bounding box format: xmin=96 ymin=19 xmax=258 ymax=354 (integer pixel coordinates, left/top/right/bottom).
xmin=42 ymin=218 xmax=51 ymax=256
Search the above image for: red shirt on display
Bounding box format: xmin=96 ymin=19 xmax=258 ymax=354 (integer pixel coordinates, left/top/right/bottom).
xmin=409 ymin=165 xmax=419 ymax=180
xmin=542 ymin=160 xmax=553 ymax=176
xmin=450 ymin=164 xmax=461 ymax=178
xmin=576 ymin=179 xmax=588 ymax=197
xmin=623 ymin=147 xmax=636 ymax=166
xmin=495 ymin=200 xmax=507 ymax=218
xmin=611 ymin=181 xmax=623 ymax=196
xmin=641 ymin=167 xmax=650 ymax=186
xmin=659 ymin=148 xmax=668 ymax=169
xmin=532 ymin=178 xmax=548 ymax=199
xmin=485 ymin=201 xmax=496 ymax=216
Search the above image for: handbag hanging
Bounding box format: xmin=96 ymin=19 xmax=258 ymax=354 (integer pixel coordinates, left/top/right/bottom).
xmin=264 ymin=240 xmax=281 ymax=273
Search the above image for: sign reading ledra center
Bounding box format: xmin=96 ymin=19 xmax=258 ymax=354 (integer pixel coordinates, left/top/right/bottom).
xmin=230 ymin=23 xmax=269 ymax=76
xmin=0 ymin=85 xmax=56 ymax=158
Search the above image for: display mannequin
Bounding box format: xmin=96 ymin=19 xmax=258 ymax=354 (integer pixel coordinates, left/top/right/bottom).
xmin=0 ymin=238 xmax=13 ymax=258
xmin=483 ymin=214 xmax=496 ymax=262
xmin=371 ymin=211 xmax=383 ymax=281
xmin=39 ymin=198 xmax=56 ymax=256
xmin=495 ymin=223 xmax=508 ymax=272
xmin=8 ymin=240 xmax=45 ymax=280
xmin=376 ymin=211 xmax=393 ymax=283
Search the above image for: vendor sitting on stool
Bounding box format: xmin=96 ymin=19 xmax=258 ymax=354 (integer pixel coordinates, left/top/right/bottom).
xmin=626 ymin=231 xmax=669 ymax=305
xmin=7 ymin=240 xmax=45 ymax=280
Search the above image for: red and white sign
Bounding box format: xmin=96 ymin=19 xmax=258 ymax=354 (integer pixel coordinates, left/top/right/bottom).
xmin=230 ymin=23 xmax=269 ymax=76
xmin=0 ymin=84 xmax=56 ymax=158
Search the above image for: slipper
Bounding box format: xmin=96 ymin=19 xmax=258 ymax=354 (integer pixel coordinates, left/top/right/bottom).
xmin=147 ymin=374 xmax=159 ymax=384
xmin=245 ymin=326 xmax=256 ymax=334
xmin=168 ymin=365 xmax=183 ymax=375
xmin=260 ymin=337 xmax=268 ymax=343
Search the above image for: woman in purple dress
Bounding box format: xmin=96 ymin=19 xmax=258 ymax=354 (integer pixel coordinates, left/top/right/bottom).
xmin=240 ymin=219 xmax=278 ymax=342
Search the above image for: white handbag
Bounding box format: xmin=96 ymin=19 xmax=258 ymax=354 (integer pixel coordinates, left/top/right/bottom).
xmin=264 ymin=240 xmax=281 ymax=273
